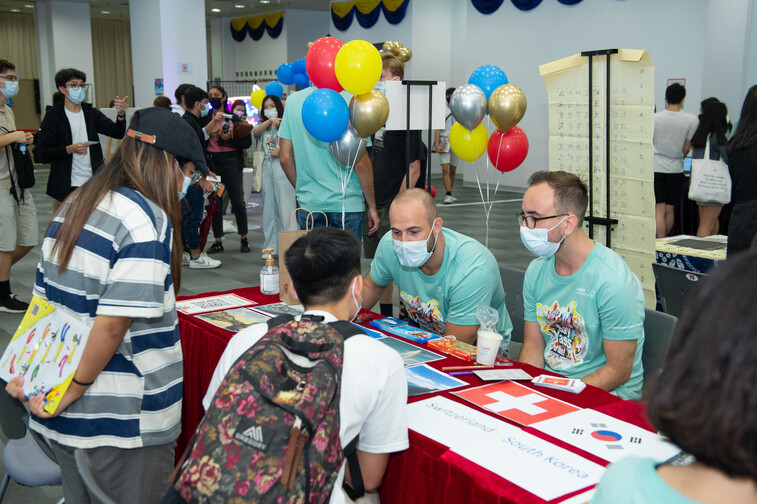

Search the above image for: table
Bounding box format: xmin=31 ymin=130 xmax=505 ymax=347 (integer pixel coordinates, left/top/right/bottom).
xmin=655 ymin=234 xmax=726 ymax=273
xmin=177 ymin=288 xmax=652 ymax=504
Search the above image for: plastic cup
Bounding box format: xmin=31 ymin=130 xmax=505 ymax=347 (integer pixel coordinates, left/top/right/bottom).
xmin=476 ymin=330 xmax=503 ymax=366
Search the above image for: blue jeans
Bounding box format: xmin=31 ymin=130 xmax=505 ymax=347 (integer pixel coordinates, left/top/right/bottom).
xmin=182 ymin=184 xmax=204 ymax=250
xmin=296 ymin=210 xmax=363 ymax=240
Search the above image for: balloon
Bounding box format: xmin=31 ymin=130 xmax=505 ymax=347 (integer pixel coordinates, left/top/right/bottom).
xmin=301 ymin=88 xmax=349 ymax=143
xmin=329 ymin=124 xmax=367 ymax=166
xmin=488 ymin=126 xmax=529 ymax=173
xmin=335 ymin=40 xmax=382 ymax=96
xmin=488 ymin=84 xmax=527 ymax=133
xmin=425 ymin=185 xmax=437 ymax=197
xmin=293 ymin=72 xmax=309 ymax=88
xmin=250 ymin=89 xmax=266 ymax=109
xmin=306 ymin=36 xmax=344 ymax=91
xmin=449 ymin=123 xmax=488 ymax=162
xmin=293 ymin=58 xmax=306 ymax=74
xmin=277 ymin=63 xmax=295 ymax=85
xmin=397 ymin=47 xmax=412 ymax=62
xmin=449 ymin=84 xmax=487 ymax=130
xmin=382 ymin=41 xmax=398 ymax=52
xmin=349 ymin=90 xmax=389 ymax=138
xmin=265 ymin=81 xmax=284 ymax=98
xmin=468 ymin=65 xmax=509 ymax=101
xmin=307 ymin=41 xmax=314 ymax=50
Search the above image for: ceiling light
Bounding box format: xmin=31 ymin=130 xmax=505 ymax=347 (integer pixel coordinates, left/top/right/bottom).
xmin=24 ymin=4 xmax=34 ymax=8
xmin=235 ymin=4 xmax=245 ymax=8
xmin=10 ymin=8 xmax=20 ymax=12
xmin=211 ymin=8 xmax=221 ymax=12
xmin=260 ymin=0 xmax=270 ymax=3
xmin=101 ymin=10 xmax=110 ymax=14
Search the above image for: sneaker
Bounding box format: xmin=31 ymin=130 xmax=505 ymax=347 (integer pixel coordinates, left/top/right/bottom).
xmin=189 ymin=252 xmax=221 ymax=269
xmin=182 ymin=251 xmax=190 ymax=266
xmin=207 ymin=241 xmax=224 ymax=254
xmin=443 ymin=194 xmax=457 ymax=204
xmin=240 ymin=239 xmax=251 ymax=253
xmin=0 ymin=295 xmax=29 ymax=313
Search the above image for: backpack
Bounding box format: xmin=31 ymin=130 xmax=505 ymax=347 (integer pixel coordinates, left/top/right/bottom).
xmin=169 ymin=314 xmax=365 ymax=504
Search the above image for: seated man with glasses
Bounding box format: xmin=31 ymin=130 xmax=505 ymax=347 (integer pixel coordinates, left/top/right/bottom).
xmin=518 ymin=170 xmax=645 ymax=400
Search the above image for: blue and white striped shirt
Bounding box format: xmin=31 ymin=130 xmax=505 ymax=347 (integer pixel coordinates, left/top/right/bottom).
xmin=30 ymin=188 xmax=183 ymax=449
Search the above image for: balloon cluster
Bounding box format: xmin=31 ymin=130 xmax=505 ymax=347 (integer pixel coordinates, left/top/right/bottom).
xmin=296 ymin=36 xmax=389 ymax=165
xmin=449 ymin=65 xmax=528 ymax=173
xmin=276 ymin=58 xmax=310 ymax=89
xmin=380 ymin=41 xmax=412 ymax=62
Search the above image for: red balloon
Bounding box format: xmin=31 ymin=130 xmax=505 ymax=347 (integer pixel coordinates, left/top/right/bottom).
xmin=306 ymin=37 xmax=344 ymax=92
xmin=487 ymin=126 xmax=529 ymax=173
xmin=425 ymin=185 xmax=437 ymax=197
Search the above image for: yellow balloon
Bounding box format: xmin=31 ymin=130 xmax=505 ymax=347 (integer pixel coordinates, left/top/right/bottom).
xmin=449 ymin=123 xmax=488 ymax=162
xmin=250 ymin=89 xmax=266 ymax=110
xmin=335 ymin=40 xmax=383 ymax=96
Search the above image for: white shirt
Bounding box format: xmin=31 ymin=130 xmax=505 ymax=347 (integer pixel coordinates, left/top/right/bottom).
xmin=203 ymin=310 xmax=409 ymax=504
xmin=64 ymin=107 xmax=93 ymax=187
xmin=653 ymin=109 xmax=698 ymax=174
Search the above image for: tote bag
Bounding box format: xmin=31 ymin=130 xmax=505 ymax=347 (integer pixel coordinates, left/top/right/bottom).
xmin=688 ymin=135 xmax=731 ymax=205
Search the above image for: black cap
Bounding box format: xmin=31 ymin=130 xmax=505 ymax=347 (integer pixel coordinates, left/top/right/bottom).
xmin=125 ymin=107 xmax=209 ymax=174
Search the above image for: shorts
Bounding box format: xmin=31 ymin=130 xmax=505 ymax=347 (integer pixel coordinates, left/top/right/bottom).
xmin=0 ymin=189 xmax=39 ymax=251
xmin=654 ymin=172 xmax=685 ymax=205
xmin=439 ymin=150 xmax=459 ymax=167
xmin=362 ymin=206 xmax=391 ymax=259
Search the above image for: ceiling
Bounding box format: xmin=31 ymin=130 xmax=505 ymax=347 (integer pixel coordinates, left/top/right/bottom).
xmin=0 ymin=0 xmax=331 ymax=22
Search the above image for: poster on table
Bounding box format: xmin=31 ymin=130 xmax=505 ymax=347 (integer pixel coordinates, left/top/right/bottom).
xmin=176 ymin=293 xmax=257 ymax=315
xmin=405 ymin=365 xmax=468 ymax=396
xmin=0 ymin=297 xmax=91 ymax=414
xmin=407 ymin=396 xmax=604 ymax=501
xmin=195 ymin=307 xmax=271 ymax=332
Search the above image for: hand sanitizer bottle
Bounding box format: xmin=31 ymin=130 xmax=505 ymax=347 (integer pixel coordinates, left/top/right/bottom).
xmin=260 ymin=248 xmax=279 ymax=295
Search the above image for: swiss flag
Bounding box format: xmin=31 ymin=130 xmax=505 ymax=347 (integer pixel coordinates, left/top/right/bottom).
xmin=453 ymin=381 xmax=581 ymax=426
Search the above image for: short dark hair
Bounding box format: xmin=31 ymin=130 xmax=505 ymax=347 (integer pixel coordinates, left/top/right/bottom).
xmin=153 ymin=96 xmax=172 ymax=109
xmin=647 ymin=250 xmax=757 ymax=482
xmin=285 ymin=227 xmax=361 ymax=306
xmin=259 ymin=95 xmax=283 ymax=122
xmin=446 ymin=87 xmax=455 ymax=103
xmin=528 ymin=170 xmax=588 ymax=224
xmin=54 ymin=68 xmax=86 ymax=89
xmin=174 ymin=83 xmax=193 ymax=104
xmin=183 ymin=86 xmax=208 ymax=110
xmin=665 ymin=83 xmax=686 ymax=105
xmin=0 ymin=59 xmax=15 ymax=74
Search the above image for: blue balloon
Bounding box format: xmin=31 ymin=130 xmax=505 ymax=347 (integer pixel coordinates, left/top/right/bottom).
xmin=301 ymin=89 xmax=349 ymax=143
xmin=293 ymin=72 xmax=309 ymax=88
xmin=468 ymin=65 xmax=509 ymax=101
xmin=277 ymin=63 xmax=295 ymax=85
xmin=293 ymin=58 xmax=307 ymax=74
xmin=265 ymin=81 xmax=284 ymax=98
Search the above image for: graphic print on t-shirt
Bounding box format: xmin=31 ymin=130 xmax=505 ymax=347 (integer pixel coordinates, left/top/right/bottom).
xmin=537 ymin=300 xmax=588 ymax=370
xmin=400 ymin=291 xmax=445 ymax=335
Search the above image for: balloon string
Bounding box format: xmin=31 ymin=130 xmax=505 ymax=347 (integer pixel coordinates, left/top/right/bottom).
xmin=472 ymin=137 xmax=490 ymax=248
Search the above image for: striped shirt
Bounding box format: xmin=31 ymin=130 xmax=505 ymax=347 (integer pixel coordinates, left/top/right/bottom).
xmin=30 ymin=188 xmax=183 ymax=449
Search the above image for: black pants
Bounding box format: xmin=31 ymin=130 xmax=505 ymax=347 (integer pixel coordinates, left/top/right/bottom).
xmin=728 ymin=200 xmax=757 ymax=256
xmin=209 ymin=150 xmax=248 ymax=237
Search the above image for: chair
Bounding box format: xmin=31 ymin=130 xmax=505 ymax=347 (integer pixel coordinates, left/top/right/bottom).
xmin=641 ymin=308 xmax=677 ymax=392
xmin=74 ymin=449 xmax=118 ymax=504
xmin=500 ymin=266 xmax=526 ymax=359
xmin=0 ymin=383 xmax=62 ymax=503
xmin=652 ymin=262 xmax=706 ymax=318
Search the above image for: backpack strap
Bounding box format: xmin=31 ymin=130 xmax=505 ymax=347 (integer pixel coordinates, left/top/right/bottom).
xmin=267 ymin=314 xmax=295 ymax=330
xmin=341 ymin=435 xmax=365 ymax=500
xmin=328 ymin=320 xmax=366 ymax=341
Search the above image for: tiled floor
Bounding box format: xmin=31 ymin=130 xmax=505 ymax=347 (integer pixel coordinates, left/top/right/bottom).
xmin=0 ymin=167 xmax=529 ymax=503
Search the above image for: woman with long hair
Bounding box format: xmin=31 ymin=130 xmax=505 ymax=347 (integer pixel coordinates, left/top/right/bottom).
xmin=6 ymin=107 xmax=207 ymax=503
xmin=253 ymin=94 xmax=296 ymax=256
xmin=726 ymin=84 xmax=757 ymax=254
xmin=689 ymin=100 xmax=730 ymax=236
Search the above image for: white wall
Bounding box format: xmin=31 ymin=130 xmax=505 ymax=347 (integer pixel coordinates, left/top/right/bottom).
xmin=741 ymin=1 xmax=757 ymax=116
xmin=223 ymin=15 xmax=287 ymax=82
xmin=130 ymin=0 xmax=164 ymax=108
xmin=287 ymin=9 xmax=330 ymax=63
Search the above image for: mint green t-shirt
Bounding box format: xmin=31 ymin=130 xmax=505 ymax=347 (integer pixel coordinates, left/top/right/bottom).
xmin=592 ymin=457 xmax=703 ymax=504
xmin=278 ymin=86 xmax=364 ymax=213
xmin=370 ymin=228 xmax=513 ymax=346
xmin=523 ymin=242 xmax=644 ymax=399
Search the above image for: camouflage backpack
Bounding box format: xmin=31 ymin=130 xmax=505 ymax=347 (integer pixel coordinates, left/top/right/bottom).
xmin=171 ymin=314 xmax=365 ymax=503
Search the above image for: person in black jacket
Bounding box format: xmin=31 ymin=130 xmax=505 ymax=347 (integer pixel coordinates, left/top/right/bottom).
xmin=34 ymin=68 xmax=127 ymax=213
xmin=727 ymin=84 xmax=757 ymax=255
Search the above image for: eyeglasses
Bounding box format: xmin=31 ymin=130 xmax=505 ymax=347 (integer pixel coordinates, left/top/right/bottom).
xmin=0 ymin=75 xmax=19 ymax=82
xmin=517 ymin=212 xmax=568 ymax=229
xmin=177 ymin=160 xmax=202 ymax=184
xmin=65 ymin=83 xmax=85 ymax=89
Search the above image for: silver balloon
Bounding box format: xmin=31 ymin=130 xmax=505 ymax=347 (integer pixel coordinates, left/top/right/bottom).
xmin=449 ymin=84 xmax=487 ymax=131
xmin=330 ymin=124 xmax=367 ymax=167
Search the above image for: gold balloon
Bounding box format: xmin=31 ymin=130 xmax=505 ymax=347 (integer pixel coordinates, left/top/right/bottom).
xmin=488 ymin=84 xmax=527 ymax=133
xmin=382 ymin=41 xmax=398 ymax=52
xmin=397 ymin=47 xmax=412 ymax=62
xmin=307 ymin=41 xmax=314 ymax=49
xmin=392 ymin=45 xmax=403 ymax=56
xmin=349 ymin=90 xmax=390 ymax=138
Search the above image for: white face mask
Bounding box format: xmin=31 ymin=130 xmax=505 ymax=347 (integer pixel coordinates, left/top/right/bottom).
xmin=233 ymin=109 xmax=245 ymax=118
xmin=392 ymin=226 xmax=438 ymax=268
xmin=265 ymin=108 xmax=278 ymax=119
xmin=519 ymin=216 xmax=567 ymax=257
xmin=349 ymin=277 xmax=362 ymax=322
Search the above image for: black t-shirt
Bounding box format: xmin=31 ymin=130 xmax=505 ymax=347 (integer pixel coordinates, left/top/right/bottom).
xmin=372 ymin=130 xmax=427 ymax=209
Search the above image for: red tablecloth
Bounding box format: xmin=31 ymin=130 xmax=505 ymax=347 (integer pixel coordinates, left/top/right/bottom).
xmin=177 ymin=287 xmax=652 ymax=504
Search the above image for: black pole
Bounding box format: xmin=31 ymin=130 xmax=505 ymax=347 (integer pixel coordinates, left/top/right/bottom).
xmin=586 ymin=54 xmax=594 ymax=240
xmin=605 ymin=52 xmax=612 ymax=248
xmin=405 ymin=83 xmax=411 ymax=189
xmin=426 ymin=83 xmax=433 ymax=192
xmin=400 ymin=80 xmax=438 ymax=190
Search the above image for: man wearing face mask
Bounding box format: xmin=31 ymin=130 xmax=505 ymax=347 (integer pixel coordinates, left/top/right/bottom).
xmin=35 ymin=68 xmax=127 ymax=213
xmin=203 ymin=227 xmax=408 ymax=502
xmin=0 ymin=59 xmax=38 ymax=312
xmin=363 ymin=188 xmax=512 ymax=346
xmin=518 ymin=171 xmax=645 ymax=400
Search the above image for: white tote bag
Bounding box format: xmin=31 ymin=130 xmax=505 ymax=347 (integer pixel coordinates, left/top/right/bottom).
xmin=688 ymin=135 xmax=731 ymax=205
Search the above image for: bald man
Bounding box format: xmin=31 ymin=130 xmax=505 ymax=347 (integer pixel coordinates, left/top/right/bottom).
xmin=362 ymin=189 xmax=512 ymax=346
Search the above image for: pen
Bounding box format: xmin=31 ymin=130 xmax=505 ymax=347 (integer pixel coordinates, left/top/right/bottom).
xmin=441 ymin=365 xmax=495 ymax=371
xmin=449 ymin=371 xmax=475 ymax=376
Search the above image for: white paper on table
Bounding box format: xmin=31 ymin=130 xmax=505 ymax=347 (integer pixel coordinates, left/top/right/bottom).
xmin=474 ymin=369 xmax=533 ymax=381
xmin=176 ymin=293 xmax=256 ymax=315
xmin=408 ymin=397 xmax=604 ymax=501
xmin=531 ymin=408 xmax=680 ymax=464
xmin=557 ymin=488 xmax=596 ymax=504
